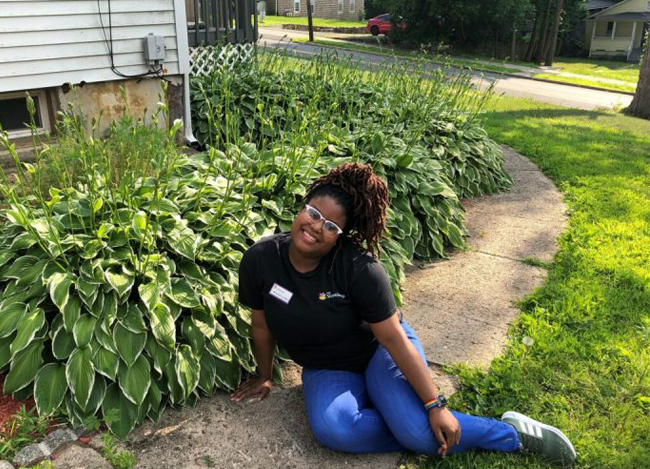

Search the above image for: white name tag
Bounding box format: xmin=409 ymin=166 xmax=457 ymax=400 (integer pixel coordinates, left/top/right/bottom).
xmin=269 ymin=283 xmax=293 ymax=304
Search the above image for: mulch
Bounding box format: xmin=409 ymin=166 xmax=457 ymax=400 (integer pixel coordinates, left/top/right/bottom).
xmin=0 ymin=374 xmax=36 ymax=431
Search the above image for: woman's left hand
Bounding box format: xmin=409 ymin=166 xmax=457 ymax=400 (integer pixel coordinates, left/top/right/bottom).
xmin=428 ymin=407 xmax=461 ymax=456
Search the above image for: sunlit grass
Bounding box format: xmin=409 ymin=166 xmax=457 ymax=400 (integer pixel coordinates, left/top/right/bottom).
xmin=412 ymin=97 xmax=650 ymax=468
xmin=260 ymin=14 xmax=366 ymax=29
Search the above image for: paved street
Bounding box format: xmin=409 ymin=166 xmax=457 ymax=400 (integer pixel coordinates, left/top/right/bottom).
xmin=258 ymin=26 xmax=633 ymax=111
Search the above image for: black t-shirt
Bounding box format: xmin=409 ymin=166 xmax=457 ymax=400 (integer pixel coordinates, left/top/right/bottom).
xmin=238 ymin=233 xmax=397 ymax=373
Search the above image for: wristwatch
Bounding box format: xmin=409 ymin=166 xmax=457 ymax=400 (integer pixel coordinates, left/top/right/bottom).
xmin=424 ymin=394 xmax=448 ymax=411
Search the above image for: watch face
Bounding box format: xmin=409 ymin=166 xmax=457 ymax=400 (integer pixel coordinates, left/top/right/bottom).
xmin=438 ymin=394 xmax=448 ymax=406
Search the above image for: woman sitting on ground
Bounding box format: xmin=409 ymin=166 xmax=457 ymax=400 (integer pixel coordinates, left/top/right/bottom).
xmin=232 ymin=162 xmax=576 ymax=465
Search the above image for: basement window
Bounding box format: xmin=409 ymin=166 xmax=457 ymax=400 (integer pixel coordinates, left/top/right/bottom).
xmin=0 ymin=91 xmax=51 ymax=139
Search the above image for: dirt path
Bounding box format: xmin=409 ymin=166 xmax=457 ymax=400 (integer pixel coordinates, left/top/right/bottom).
xmin=127 ymin=147 xmax=567 ymax=469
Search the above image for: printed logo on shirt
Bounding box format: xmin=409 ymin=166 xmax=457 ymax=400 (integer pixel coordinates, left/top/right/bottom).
xmin=318 ymin=291 xmax=346 ymax=301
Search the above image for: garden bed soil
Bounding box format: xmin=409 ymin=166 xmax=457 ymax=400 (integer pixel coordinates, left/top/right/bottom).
xmin=0 ymin=375 xmax=36 ymax=430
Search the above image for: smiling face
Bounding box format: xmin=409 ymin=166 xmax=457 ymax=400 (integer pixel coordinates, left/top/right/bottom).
xmin=290 ymin=195 xmax=347 ymax=261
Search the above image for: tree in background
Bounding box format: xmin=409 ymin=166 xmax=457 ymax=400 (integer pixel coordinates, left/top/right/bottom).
xmin=365 ymin=0 xmax=391 ymax=19
xmin=388 ymin=0 xmax=584 ymax=62
xmin=627 ymin=32 xmax=650 ymax=119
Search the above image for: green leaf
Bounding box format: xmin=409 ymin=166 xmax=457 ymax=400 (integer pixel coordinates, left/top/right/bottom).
xmin=81 ymin=374 xmax=106 ymax=415
xmin=52 ymin=325 xmax=76 ymax=360
xmin=131 ymin=211 xmax=148 ymax=239
xmin=198 ymin=352 xmax=216 ymax=394
xmin=138 ymin=283 xmax=161 ymax=313
xmin=167 ymin=227 xmax=198 ymax=260
xmin=92 ymin=197 xmax=103 ymax=214
xmin=165 ymin=278 xmax=200 ymax=308
xmin=4 ymin=339 xmax=44 ymax=394
xmin=175 ymin=345 xmax=200 ymax=400
xmin=93 ymin=346 xmax=120 ymax=381
xmin=0 ymin=333 xmax=15 ymax=369
xmin=118 ymin=355 xmax=151 ymax=406
xmin=102 ymin=383 xmax=138 ymax=439
xmin=73 ymin=315 xmax=96 ymax=348
xmin=10 ymin=308 xmax=45 ymax=357
xmin=182 ymin=318 xmax=205 ymax=352
xmin=3 ymin=255 xmax=39 ymax=279
xmin=147 ymin=379 xmax=164 ymax=422
xmin=48 ymin=272 xmax=74 ymax=312
xmin=122 ymin=304 xmax=147 ymax=333
xmin=147 ymin=303 xmax=176 ymax=349
xmin=0 ymin=302 xmax=27 ymax=339
xmin=34 ymin=363 xmax=68 ymax=415
xmin=66 ymin=348 xmax=95 ymax=408
xmin=62 ymin=294 xmax=82 ymax=333
xmin=105 ymin=268 xmax=134 ymax=299
xmin=446 ymin=222 xmax=465 ymax=249
xmin=213 ymin=357 xmax=241 ymax=392
xmin=113 ymin=322 xmax=146 ymax=367
xmin=145 ymin=334 xmax=172 ymax=375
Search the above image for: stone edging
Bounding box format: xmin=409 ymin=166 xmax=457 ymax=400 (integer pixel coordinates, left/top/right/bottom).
xmin=3 ymin=427 xmax=115 ymax=468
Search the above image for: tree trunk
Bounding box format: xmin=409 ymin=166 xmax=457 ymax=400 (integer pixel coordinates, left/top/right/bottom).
xmin=525 ymin=10 xmax=540 ymax=62
xmin=511 ymin=28 xmax=517 ymax=60
xmin=627 ymin=38 xmax=650 ymax=119
xmin=535 ymin=0 xmax=553 ymax=63
xmin=307 ymin=0 xmax=314 ymax=42
xmin=545 ymin=0 xmax=564 ymax=66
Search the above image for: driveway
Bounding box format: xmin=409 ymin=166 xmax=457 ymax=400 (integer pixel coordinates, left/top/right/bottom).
xmin=257 ymin=26 xmax=633 ymax=111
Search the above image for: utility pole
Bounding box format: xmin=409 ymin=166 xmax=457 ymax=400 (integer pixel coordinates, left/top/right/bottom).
xmin=307 ymin=0 xmax=314 ymax=42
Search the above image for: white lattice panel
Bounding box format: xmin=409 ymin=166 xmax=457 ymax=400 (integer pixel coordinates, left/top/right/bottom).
xmin=189 ymin=44 xmax=254 ymax=76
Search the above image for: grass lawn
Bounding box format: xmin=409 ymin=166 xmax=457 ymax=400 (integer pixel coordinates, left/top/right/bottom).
xmin=407 ymin=97 xmax=650 ymax=468
xmin=551 ymin=58 xmax=640 ymax=83
xmin=533 ymin=74 xmax=637 ymax=93
xmin=291 ymin=38 xmax=523 ymax=74
xmin=260 ymin=14 xmax=366 ymax=29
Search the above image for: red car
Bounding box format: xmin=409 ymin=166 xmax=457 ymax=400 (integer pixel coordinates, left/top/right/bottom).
xmin=366 ymin=14 xmax=394 ymax=36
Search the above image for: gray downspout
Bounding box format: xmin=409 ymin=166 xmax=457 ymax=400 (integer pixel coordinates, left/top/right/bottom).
xmin=183 ymin=72 xmax=198 ymax=146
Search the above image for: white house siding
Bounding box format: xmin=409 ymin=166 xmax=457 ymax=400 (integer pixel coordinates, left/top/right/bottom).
xmin=0 ymin=0 xmax=183 ymax=93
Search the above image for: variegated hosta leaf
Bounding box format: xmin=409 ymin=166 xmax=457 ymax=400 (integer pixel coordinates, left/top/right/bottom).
xmin=113 ymin=322 xmax=146 ymax=367
xmin=166 ymin=278 xmax=200 ymax=308
xmin=48 ymin=272 xmax=75 ymax=312
xmin=0 ymin=333 xmax=15 ymax=369
xmin=34 ymin=363 xmax=68 ymax=415
xmin=3 ymin=255 xmax=39 ymax=279
xmin=66 ymin=348 xmax=95 ymax=408
xmin=0 ymin=302 xmax=27 ymax=339
xmin=118 ymin=355 xmax=151 ymax=406
xmin=81 ymin=374 xmax=106 ymax=415
xmin=105 ymin=268 xmax=134 ymax=299
xmin=147 ymin=379 xmax=164 ymax=423
xmin=10 ymin=308 xmax=45 ymax=357
xmin=145 ymin=334 xmax=171 ymax=375
xmin=102 ymin=383 xmax=138 ymax=439
xmin=147 ymin=304 xmax=175 ymax=350
xmin=93 ymin=346 xmax=119 ymax=381
xmin=4 ymin=339 xmax=45 ymax=394
xmin=73 ymin=314 xmax=96 ymax=348
xmin=52 ymin=325 xmax=75 ymax=360
xmin=138 ymin=283 xmax=161 ymax=312
xmin=175 ymin=345 xmax=200 ymax=401
xmin=62 ymin=294 xmax=82 ymax=333
xmin=122 ymin=304 xmax=147 ymax=333
xmin=198 ymin=352 xmax=217 ymax=394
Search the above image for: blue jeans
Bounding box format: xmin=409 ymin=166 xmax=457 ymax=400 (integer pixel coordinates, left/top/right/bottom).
xmin=301 ymin=322 xmax=521 ymax=455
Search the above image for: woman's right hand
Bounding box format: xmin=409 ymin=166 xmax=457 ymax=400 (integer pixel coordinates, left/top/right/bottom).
xmin=230 ymin=377 xmax=274 ymax=402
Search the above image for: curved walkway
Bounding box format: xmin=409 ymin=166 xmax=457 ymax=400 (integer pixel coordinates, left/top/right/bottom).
xmin=123 ymin=147 xmax=567 ymax=469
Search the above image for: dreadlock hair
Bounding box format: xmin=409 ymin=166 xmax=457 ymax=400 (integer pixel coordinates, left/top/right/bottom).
xmin=304 ymin=162 xmax=389 ymax=257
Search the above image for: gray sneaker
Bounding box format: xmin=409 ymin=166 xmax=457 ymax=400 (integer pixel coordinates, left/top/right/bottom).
xmin=501 ymin=411 xmax=577 ymax=466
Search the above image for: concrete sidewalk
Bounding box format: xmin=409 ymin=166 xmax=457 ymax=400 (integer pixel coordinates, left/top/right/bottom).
xmin=119 ymin=146 xmax=567 ymax=469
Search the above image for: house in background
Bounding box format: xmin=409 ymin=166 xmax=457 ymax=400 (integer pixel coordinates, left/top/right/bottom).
xmin=0 ymin=0 xmax=194 ymax=151
xmin=268 ymin=0 xmax=364 ymax=21
xmin=0 ymin=0 xmax=255 ymax=162
xmin=585 ymin=0 xmax=650 ymax=61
